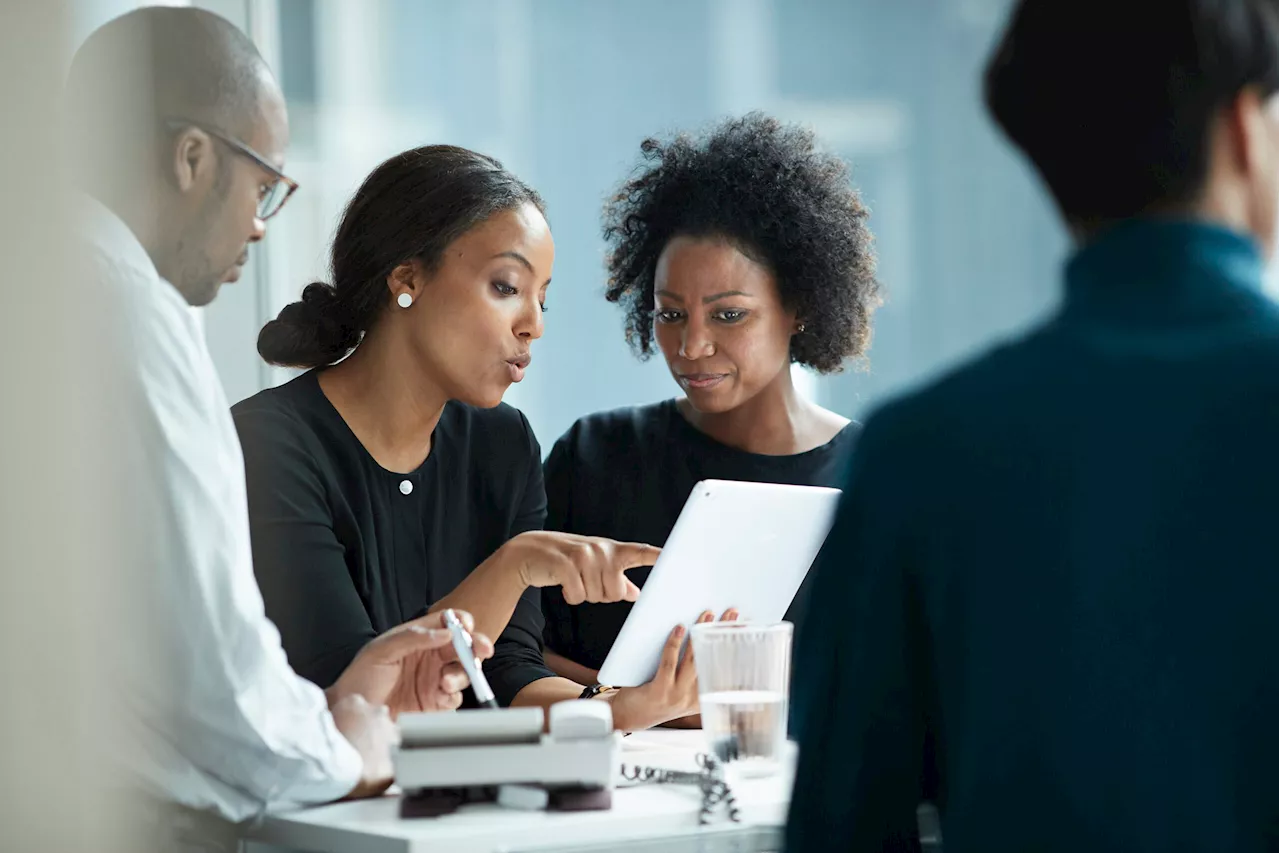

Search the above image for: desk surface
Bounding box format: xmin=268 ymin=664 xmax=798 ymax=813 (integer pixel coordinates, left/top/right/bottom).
xmin=244 ymin=731 xmax=792 ymax=853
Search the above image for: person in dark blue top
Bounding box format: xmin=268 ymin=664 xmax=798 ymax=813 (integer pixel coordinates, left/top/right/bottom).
xmin=540 ymin=115 xmax=879 ymax=705
xmin=786 ymin=2 xmax=1279 ymax=851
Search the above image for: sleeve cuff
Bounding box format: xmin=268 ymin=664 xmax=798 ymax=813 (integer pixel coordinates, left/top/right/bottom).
xmin=278 ymin=726 xmax=363 ymax=808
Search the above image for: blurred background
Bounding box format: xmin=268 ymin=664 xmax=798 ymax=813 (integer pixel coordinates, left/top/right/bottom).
xmin=72 ymin=0 xmax=1279 ymax=445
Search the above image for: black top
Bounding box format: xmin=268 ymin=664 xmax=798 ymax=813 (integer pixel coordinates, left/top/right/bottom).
xmin=232 ymin=371 xmax=556 ymax=706
xmin=541 ymin=398 xmax=860 ymax=671
xmin=786 ymin=220 xmax=1279 ymax=852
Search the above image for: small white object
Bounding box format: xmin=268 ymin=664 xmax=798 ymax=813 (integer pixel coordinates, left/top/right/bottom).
xmin=397 ymin=293 xmax=413 ymax=308
xmin=399 ymin=479 xmax=413 ymax=495
xmin=598 ymin=479 xmax=842 ymax=687
xmin=549 ymin=700 xmax=613 ymax=741
xmin=496 ymin=784 xmax=550 ymax=811
xmin=398 ymin=707 xmax=544 ymax=749
xmin=394 ymin=735 xmax=619 ymax=790
xmin=393 ymin=721 xmax=620 ymax=790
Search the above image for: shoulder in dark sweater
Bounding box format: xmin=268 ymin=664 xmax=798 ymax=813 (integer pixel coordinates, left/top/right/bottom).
xmin=231 ymin=372 xmax=538 ymax=457
xmin=551 ymin=400 xmax=674 ymax=460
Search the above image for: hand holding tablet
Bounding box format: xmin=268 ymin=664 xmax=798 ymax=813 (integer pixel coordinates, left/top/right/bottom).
xmin=598 ymin=480 xmax=841 ymax=687
xmin=606 ymin=606 xmax=738 ymax=732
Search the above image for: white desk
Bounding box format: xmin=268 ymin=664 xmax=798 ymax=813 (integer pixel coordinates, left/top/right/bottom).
xmin=242 ymin=731 xmax=792 ymax=853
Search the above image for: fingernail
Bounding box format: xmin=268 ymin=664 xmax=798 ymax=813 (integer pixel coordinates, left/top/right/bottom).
xmin=674 ymin=625 xmax=685 ymax=638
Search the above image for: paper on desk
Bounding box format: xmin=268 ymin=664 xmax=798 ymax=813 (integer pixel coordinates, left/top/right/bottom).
xmin=621 ymin=729 xmax=709 ymax=753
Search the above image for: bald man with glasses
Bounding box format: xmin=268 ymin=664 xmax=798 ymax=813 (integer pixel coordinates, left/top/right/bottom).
xmin=65 ymin=7 xmax=489 ymax=842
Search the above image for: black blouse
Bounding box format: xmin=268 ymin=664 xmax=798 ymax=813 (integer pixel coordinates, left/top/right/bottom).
xmin=541 ymin=398 xmax=860 ymax=671
xmin=232 ymin=371 xmax=556 ymax=706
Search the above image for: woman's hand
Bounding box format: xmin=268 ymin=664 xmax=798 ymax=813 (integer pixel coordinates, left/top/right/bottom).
xmin=328 ymin=609 xmax=495 ymax=718
xmin=608 ymin=608 xmax=737 ymax=732
xmin=428 ymin=533 xmax=659 ymax=663
xmin=503 ymin=530 xmax=661 ymax=605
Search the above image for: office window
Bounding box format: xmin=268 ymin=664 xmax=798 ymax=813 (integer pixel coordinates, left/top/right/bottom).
xmin=249 ymin=0 xmax=1059 ymax=448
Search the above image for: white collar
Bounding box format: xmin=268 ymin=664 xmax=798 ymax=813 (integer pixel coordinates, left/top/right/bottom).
xmin=78 ymin=193 xmax=161 ymax=283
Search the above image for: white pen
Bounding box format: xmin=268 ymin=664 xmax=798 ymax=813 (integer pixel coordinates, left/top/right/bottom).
xmin=443 ymin=608 xmax=498 ymax=709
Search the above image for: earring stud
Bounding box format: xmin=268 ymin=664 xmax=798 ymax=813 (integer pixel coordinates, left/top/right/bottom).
xmin=797 ymin=323 xmax=806 ymax=333
xmin=397 ymin=293 xmax=413 ymax=309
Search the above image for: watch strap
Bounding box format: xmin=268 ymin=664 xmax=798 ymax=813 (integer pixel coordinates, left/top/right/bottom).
xmin=579 ymin=683 xmax=616 ymax=700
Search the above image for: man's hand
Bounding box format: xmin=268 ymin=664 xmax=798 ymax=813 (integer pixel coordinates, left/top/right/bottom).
xmin=329 ymin=694 xmax=398 ymax=799
xmin=328 ymin=610 xmax=495 ymax=718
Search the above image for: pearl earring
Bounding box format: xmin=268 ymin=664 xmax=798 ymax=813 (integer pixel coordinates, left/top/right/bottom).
xmin=797 ymin=323 xmax=806 ymax=333
xmin=397 ymin=293 xmax=413 ymax=309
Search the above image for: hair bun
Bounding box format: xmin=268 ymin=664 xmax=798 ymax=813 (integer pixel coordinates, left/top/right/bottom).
xmin=256 ymin=281 xmax=360 ymax=368
xmin=297 ymin=281 xmax=341 ymax=321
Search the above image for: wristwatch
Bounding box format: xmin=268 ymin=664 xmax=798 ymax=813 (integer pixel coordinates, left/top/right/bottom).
xmin=579 ymin=683 xmax=617 ymax=700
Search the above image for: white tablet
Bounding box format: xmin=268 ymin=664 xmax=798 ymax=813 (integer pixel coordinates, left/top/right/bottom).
xmin=597 ymin=479 xmax=842 ymax=687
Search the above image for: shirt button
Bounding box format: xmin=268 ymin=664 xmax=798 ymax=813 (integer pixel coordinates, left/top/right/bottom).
xmin=399 ymin=479 xmax=413 ymax=496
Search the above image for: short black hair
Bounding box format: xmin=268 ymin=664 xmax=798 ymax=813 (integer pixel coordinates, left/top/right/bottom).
xmin=603 ymin=113 xmax=880 ymax=374
xmin=65 ymin=7 xmax=267 ymax=161
xmin=258 ymin=145 xmax=545 ymax=369
xmin=985 ymin=0 xmax=1278 ymax=226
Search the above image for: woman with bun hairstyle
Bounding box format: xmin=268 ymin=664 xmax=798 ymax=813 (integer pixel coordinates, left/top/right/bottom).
xmin=233 ymin=145 xmax=714 ymax=731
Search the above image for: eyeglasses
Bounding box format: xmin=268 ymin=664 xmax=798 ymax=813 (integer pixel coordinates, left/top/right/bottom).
xmin=164 ymin=118 xmax=299 ymax=221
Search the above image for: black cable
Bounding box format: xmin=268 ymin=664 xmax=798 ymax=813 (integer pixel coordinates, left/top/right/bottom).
xmin=619 ymin=753 xmax=742 ymax=826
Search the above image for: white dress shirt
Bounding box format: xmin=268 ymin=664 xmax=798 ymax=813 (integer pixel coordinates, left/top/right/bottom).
xmin=80 ymin=197 xmax=361 ymax=822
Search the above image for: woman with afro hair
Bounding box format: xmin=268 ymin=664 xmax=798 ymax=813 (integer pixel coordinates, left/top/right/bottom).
xmin=541 ymin=113 xmax=882 ymax=695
